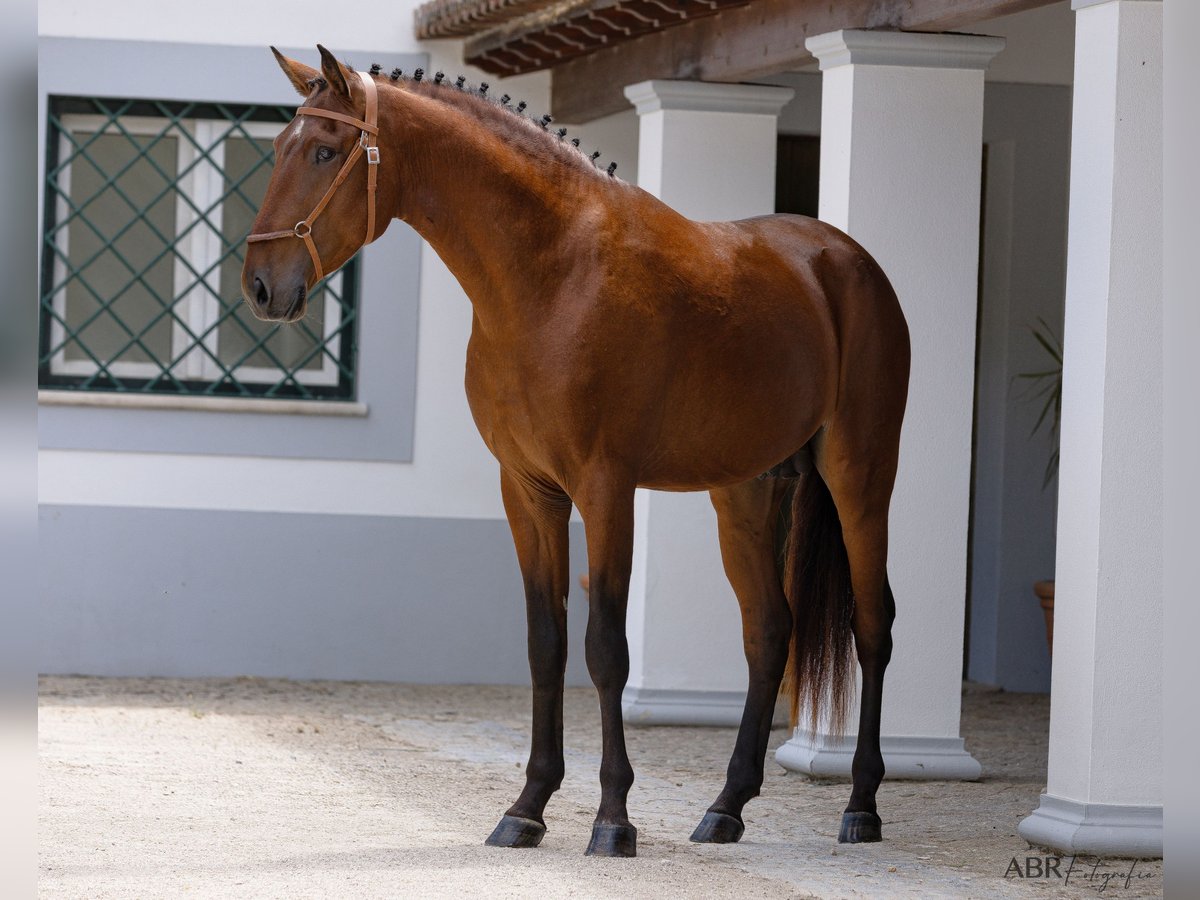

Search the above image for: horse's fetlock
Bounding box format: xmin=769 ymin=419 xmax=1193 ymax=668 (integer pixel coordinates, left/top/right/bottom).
xmin=851 ymin=755 xmax=885 ymax=789
xmin=601 ymin=758 xmax=634 ymax=792
xmin=528 ymin=760 xmax=565 ymax=791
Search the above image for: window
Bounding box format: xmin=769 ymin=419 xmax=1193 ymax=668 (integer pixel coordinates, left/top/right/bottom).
xmin=39 ymin=96 xmax=360 ymax=400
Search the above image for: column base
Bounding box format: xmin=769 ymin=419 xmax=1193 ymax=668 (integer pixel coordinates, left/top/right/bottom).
xmin=622 ymin=686 xmax=787 ymax=727
xmin=1018 ymin=794 xmax=1162 ymax=858
xmin=774 ymin=731 xmax=982 ymax=780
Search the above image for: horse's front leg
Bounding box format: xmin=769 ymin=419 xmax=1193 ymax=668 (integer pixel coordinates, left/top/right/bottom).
xmin=485 ymin=469 xmax=572 ymax=849
xmin=575 ymin=475 xmax=638 ymax=857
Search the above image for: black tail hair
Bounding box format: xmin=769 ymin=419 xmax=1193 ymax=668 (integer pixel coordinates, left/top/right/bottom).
xmin=780 ymin=471 xmax=857 ymax=735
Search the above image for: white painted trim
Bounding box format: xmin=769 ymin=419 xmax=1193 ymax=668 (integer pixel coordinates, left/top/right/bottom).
xmin=622 ymin=687 xmax=742 ymax=727
xmin=1073 ymin=0 xmax=1160 ymax=10
xmin=623 ymin=80 xmax=795 ymax=117
xmin=805 ymin=30 xmax=1006 ymax=72
xmin=38 ymin=390 xmax=368 ymax=417
xmin=622 ymin=687 xmax=749 ymax=726
xmin=774 ymin=732 xmax=983 ymax=780
xmin=1019 ymin=794 xmax=1163 ymax=857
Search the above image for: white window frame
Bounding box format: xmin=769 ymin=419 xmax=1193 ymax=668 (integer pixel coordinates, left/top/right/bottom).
xmin=47 ymin=111 xmax=345 ymax=389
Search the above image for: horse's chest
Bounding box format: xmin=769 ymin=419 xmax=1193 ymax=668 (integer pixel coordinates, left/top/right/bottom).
xmin=463 ymin=338 xmax=570 ymax=466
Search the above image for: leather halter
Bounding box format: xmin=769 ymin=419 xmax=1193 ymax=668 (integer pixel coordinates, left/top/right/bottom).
xmin=247 ymin=70 xmax=381 ymax=282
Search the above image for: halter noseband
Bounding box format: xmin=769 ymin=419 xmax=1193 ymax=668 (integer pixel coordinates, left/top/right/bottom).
xmin=247 ymin=70 xmax=381 ymax=282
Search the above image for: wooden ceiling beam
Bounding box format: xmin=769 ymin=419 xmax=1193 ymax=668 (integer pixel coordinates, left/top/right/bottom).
xmin=464 ymin=0 xmax=753 ymax=79
xmin=548 ymin=0 xmax=1055 ymax=122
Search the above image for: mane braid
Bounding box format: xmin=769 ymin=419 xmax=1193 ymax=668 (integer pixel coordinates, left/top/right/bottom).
xmin=377 ymin=73 xmax=622 ymax=181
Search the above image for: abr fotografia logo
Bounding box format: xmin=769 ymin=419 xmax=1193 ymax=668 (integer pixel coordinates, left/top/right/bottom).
xmin=1005 ymin=855 xmax=1158 ymax=891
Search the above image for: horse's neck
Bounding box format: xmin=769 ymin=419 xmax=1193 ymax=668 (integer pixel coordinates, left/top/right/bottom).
xmin=382 ymin=89 xmax=590 ymax=329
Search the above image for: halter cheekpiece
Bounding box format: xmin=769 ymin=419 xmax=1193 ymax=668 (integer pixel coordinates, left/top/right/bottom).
xmin=247 ymin=70 xmax=381 ymax=282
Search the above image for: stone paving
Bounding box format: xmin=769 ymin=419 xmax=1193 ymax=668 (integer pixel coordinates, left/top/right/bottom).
xmin=39 ymin=677 xmax=1163 ymax=898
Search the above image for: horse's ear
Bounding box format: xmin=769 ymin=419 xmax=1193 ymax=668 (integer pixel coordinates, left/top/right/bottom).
xmin=316 ymin=44 xmax=352 ymax=100
xmin=271 ymin=46 xmax=319 ymax=97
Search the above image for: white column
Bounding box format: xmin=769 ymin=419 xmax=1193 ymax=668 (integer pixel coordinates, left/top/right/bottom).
xmin=621 ymin=80 xmax=794 ymax=725
xmin=774 ymin=30 xmax=1003 ymax=779
xmin=1019 ymin=0 xmax=1162 ymax=857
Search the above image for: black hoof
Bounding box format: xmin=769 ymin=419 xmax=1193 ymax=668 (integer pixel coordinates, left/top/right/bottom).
xmin=485 ymin=814 xmax=546 ymax=848
xmin=838 ymin=810 xmax=882 ymax=843
xmin=689 ymin=810 xmax=745 ymax=844
xmin=585 ymin=821 xmax=637 ymax=857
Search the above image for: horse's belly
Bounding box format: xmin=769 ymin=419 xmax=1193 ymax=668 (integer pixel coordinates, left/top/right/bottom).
xmin=637 ymin=403 xmax=824 ymax=490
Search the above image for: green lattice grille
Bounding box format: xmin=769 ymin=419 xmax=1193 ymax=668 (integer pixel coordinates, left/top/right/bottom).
xmin=39 ymin=96 xmax=360 ymax=400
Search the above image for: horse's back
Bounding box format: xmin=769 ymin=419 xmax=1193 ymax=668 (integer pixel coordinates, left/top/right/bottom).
xmin=566 ymin=207 xmax=908 ymax=488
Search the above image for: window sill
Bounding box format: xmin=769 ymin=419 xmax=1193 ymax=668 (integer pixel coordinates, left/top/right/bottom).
xmin=38 ymin=389 xmax=369 ymax=417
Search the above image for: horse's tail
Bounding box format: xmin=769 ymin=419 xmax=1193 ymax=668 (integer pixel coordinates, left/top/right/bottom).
xmin=780 ymin=471 xmax=857 ymax=734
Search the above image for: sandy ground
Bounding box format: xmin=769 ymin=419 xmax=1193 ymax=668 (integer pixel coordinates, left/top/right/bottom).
xmin=39 ymin=678 xmax=1162 ymax=899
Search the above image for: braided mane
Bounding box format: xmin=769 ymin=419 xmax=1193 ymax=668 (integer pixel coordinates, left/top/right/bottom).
xmin=337 ymin=63 xmax=621 ymax=180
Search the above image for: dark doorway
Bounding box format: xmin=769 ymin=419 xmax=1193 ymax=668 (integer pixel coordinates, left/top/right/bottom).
xmin=775 ymin=135 xmax=821 ymax=217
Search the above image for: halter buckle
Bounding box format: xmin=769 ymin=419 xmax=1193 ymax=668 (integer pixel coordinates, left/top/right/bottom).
xmin=360 ymin=131 xmax=380 ymax=164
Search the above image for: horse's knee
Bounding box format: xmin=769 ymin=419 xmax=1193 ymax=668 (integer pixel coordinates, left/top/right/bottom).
xmin=584 ymin=590 xmax=630 ymax=689
xmin=528 ymin=629 xmax=567 ymax=686
xmin=585 ymin=636 xmax=629 ymax=691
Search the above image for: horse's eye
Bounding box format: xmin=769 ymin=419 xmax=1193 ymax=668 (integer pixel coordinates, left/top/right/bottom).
xmin=316 ymin=146 xmax=336 ymax=163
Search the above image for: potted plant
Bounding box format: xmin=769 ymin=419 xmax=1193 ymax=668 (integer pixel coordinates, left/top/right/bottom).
xmin=1016 ymin=318 xmax=1062 ymax=656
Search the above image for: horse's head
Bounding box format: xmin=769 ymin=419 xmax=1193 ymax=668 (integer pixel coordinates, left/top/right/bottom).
xmin=242 ymin=45 xmax=382 ymax=323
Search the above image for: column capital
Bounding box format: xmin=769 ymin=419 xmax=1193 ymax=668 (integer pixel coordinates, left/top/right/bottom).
xmin=805 ymin=29 xmax=1005 ymax=72
xmin=623 ymin=80 xmax=794 ymax=117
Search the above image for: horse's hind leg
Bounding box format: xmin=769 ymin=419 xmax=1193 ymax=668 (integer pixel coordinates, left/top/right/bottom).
xmin=691 ymin=476 xmax=792 ymax=844
xmin=817 ymin=428 xmax=900 ymax=843
xmin=485 ymin=469 xmax=572 ymax=849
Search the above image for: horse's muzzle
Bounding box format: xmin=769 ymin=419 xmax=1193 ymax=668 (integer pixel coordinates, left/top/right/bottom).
xmin=243 ymin=270 xmax=307 ymax=323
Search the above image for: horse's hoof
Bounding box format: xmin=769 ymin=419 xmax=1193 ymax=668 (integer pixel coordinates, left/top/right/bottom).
xmin=689 ymin=810 xmax=744 ymax=844
xmin=585 ymin=821 xmax=637 ymax=857
xmin=838 ymin=810 xmax=883 ymax=843
xmin=485 ymin=814 xmax=546 ymax=848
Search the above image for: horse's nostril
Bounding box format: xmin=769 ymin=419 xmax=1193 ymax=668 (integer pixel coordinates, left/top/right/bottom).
xmin=254 ymin=277 xmax=270 ymax=309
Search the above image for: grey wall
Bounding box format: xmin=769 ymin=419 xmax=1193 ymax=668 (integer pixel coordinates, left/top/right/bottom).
xmin=967 ymin=81 xmax=1073 ymax=692
xmin=40 ymin=505 xmax=594 ymax=687
xmin=768 ymin=71 xmax=822 ymax=136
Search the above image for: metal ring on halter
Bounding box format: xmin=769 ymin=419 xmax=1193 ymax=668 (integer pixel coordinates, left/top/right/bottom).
xmin=294 ymin=220 xmax=312 ymax=238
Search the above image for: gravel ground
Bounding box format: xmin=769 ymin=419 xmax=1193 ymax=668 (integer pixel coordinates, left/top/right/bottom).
xmin=39 ymin=677 xmax=1162 ymax=899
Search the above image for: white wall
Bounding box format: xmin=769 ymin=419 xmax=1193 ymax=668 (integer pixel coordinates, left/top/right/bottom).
xmin=37 ymin=0 xmax=556 ymax=523
xmin=38 ymin=0 xmax=427 ymax=53
xmin=37 ymin=0 xmax=1073 ymax=694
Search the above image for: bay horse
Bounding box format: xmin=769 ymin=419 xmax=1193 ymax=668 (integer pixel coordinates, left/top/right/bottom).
xmin=244 ymin=46 xmax=909 ymax=858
